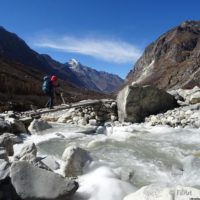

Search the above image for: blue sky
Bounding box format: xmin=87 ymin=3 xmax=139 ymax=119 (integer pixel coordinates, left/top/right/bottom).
xmin=0 ymin=0 xmax=199 ymax=78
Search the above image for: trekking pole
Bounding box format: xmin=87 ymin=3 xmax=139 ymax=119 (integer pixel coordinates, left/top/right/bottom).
xmin=60 ymin=92 xmax=66 ymax=104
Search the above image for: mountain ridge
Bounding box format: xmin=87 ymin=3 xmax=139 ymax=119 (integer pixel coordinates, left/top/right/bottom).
xmin=0 ymin=26 xmax=123 ymax=93
xmin=126 ymin=20 xmax=200 ymax=89
xmin=66 ymin=59 xmax=124 ymax=93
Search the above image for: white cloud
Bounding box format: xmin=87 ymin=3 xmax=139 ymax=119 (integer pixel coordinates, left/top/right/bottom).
xmin=33 ymin=35 xmax=142 ymax=64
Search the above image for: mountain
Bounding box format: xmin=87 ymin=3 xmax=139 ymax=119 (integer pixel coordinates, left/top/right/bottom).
xmin=126 ymin=20 xmax=200 ymax=89
xmin=66 ymin=59 xmax=124 ymax=93
xmin=0 ymin=26 xmax=123 ymax=93
xmin=0 ymin=26 xmax=85 ymax=87
xmin=0 ymin=27 xmax=114 ymax=111
xmin=0 ymin=56 xmax=110 ymax=111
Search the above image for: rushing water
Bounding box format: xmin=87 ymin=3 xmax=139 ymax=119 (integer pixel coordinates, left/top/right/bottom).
xmin=16 ymin=123 xmax=200 ymax=200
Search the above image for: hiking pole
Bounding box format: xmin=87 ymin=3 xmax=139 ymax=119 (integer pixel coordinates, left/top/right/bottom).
xmin=60 ymin=92 xmax=66 ymax=104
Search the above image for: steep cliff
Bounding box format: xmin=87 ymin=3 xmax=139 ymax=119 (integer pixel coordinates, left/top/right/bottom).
xmin=126 ymin=20 xmax=200 ymax=89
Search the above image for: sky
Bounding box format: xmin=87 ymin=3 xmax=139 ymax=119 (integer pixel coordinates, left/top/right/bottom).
xmin=0 ymin=0 xmax=199 ymax=79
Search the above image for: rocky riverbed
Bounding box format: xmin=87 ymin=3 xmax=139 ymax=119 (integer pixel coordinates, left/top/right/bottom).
xmin=0 ymin=87 xmax=200 ymax=200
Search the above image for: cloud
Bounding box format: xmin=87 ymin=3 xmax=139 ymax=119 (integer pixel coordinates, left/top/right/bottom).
xmin=33 ymin=35 xmax=142 ymax=64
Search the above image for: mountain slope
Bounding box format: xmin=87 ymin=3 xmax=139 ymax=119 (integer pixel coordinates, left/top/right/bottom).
xmin=0 ymin=26 xmax=123 ymax=93
xmin=0 ymin=56 xmax=110 ymax=111
xmin=67 ymin=59 xmax=124 ymax=93
xmin=126 ymin=20 xmax=200 ymax=89
xmin=0 ymin=26 xmax=85 ymax=87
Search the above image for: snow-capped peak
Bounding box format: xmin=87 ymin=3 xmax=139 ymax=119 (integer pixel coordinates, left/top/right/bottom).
xmin=68 ymin=59 xmax=79 ymax=68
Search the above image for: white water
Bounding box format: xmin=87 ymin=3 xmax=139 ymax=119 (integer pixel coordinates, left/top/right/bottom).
xmin=14 ymin=123 xmax=200 ymax=200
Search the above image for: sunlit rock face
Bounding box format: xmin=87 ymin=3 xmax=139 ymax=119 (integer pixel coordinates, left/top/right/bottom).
xmin=126 ymin=20 xmax=200 ymax=89
xmin=117 ymin=85 xmax=178 ymax=123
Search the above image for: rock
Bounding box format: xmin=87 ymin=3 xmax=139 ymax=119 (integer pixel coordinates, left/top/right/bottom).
xmin=33 ymin=159 xmax=53 ymax=171
xmin=15 ymin=142 xmax=37 ymax=162
xmin=0 ymin=120 xmax=11 ymax=135
xmin=19 ymin=117 xmax=33 ymax=128
xmin=111 ymin=114 xmax=117 ymax=121
xmin=0 ymin=159 xmax=10 ymax=182
xmin=117 ymin=85 xmax=178 ymax=123
xmin=41 ymin=156 xmax=60 ymax=171
xmin=61 ymin=145 xmax=92 ymax=177
xmin=57 ymin=108 xmax=74 ymax=123
xmin=168 ymin=90 xmax=185 ymax=102
xmin=96 ymin=126 xmax=106 ymax=134
xmin=10 ymin=161 xmax=78 ymax=200
xmin=6 ymin=118 xmax=27 ymax=134
xmin=125 ymin=21 xmax=200 ymax=90
xmin=0 ymin=147 xmax=8 ymax=161
xmin=123 ymin=184 xmax=172 ymax=200
xmin=7 ymin=133 xmax=23 ymax=144
xmin=110 ymin=101 xmax=117 ymax=109
xmin=28 ymin=119 xmax=52 ymax=134
xmin=89 ymin=119 xmax=97 ymax=126
xmin=78 ymin=117 xmax=87 ymax=126
xmin=190 ymin=91 xmax=200 ymax=104
xmin=0 ymin=133 xmax=14 ymax=156
xmin=90 ymin=111 xmax=96 ymax=118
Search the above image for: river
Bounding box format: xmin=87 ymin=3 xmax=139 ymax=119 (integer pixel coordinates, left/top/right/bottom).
xmin=15 ymin=122 xmax=200 ymax=200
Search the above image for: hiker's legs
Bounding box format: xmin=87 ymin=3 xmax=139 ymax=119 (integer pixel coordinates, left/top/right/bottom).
xmin=46 ymin=92 xmax=54 ymax=108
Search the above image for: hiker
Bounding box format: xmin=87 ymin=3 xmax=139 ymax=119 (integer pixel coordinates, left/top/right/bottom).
xmin=42 ymin=76 xmax=54 ymax=109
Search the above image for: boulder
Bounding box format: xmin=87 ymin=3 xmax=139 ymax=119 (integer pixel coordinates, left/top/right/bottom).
xmin=19 ymin=117 xmax=33 ymax=128
xmin=10 ymin=161 xmax=78 ymax=200
xmin=0 ymin=133 xmax=14 ymax=156
xmin=0 ymin=119 xmax=11 ymax=135
xmin=89 ymin=119 xmax=97 ymax=126
xmin=0 ymin=159 xmax=10 ymax=182
xmin=190 ymin=91 xmax=200 ymax=104
xmin=96 ymin=126 xmax=106 ymax=134
xmin=15 ymin=142 xmax=37 ymax=162
xmin=61 ymin=145 xmax=92 ymax=177
xmin=6 ymin=118 xmax=27 ymax=134
xmin=57 ymin=108 xmax=74 ymax=123
xmin=28 ymin=119 xmax=52 ymax=134
xmin=78 ymin=117 xmax=88 ymax=126
xmin=117 ymin=85 xmax=178 ymax=123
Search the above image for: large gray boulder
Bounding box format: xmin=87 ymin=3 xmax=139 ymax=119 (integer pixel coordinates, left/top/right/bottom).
xmin=15 ymin=142 xmax=37 ymax=162
xmin=28 ymin=119 xmax=52 ymax=134
xmin=117 ymin=85 xmax=178 ymax=123
xmin=6 ymin=118 xmax=27 ymax=134
xmin=0 ymin=133 xmax=15 ymax=156
xmin=10 ymin=161 xmax=78 ymax=200
xmin=61 ymin=145 xmax=92 ymax=177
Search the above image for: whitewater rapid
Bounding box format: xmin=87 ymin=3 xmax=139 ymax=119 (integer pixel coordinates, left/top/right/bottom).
xmin=14 ymin=123 xmax=200 ymax=200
